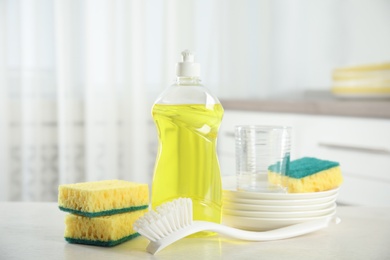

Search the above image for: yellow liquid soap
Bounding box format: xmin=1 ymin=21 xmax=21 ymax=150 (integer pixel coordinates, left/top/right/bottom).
xmin=151 ymin=103 xmax=224 ymax=228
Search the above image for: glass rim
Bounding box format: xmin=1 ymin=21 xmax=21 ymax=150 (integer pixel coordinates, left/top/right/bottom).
xmin=235 ymin=125 xmax=292 ymax=130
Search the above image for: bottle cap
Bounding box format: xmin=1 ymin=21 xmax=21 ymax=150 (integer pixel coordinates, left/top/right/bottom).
xmin=176 ymin=50 xmax=200 ymax=77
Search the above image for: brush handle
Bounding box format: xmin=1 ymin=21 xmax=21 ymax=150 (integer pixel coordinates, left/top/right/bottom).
xmin=206 ymin=216 xmax=339 ymax=240
xmin=147 ymin=216 xmax=340 ymax=254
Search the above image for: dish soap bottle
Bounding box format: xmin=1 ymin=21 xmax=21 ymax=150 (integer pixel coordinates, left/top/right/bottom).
xmin=151 ymin=50 xmax=224 ymax=231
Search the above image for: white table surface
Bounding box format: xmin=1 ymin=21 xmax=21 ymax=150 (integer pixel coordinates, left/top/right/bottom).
xmin=0 ymin=202 xmax=389 ymax=260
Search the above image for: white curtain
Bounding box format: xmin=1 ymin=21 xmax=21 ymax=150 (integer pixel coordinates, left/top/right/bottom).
xmin=0 ymin=0 xmax=273 ymax=202
xmin=1 ymin=0 xmax=149 ymax=201
xmin=1 ymin=0 xmax=389 ymax=201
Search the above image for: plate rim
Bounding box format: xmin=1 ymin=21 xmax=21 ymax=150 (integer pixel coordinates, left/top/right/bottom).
xmin=223 ymin=193 xmax=338 ymax=206
xmin=222 ymin=203 xmax=337 ymax=218
xmin=222 ymin=200 xmax=335 ymax=212
xmin=222 ymin=208 xmax=337 ymax=222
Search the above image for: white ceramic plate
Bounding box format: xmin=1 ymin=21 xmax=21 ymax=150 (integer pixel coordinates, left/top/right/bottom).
xmin=222 ymin=210 xmax=337 ymax=231
xmin=223 ymin=200 xmax=335 ymax=212
xmin=223 ymin=203 xmax=336 ymax=218
xmin=223 ymin=193 xmax=338 ymax=206
xmin=223 ymin=187 xmax=339 ymax=200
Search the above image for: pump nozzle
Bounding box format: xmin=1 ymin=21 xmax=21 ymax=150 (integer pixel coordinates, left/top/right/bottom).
xmin=176 ymin=50 xmax=200 ymax=77
xmin=181 ymin=50 xmax=195 ymax=62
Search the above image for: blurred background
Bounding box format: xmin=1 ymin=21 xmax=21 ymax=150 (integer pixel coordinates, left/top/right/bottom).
xmin=1 ymin=0 xmax=390 ymax=202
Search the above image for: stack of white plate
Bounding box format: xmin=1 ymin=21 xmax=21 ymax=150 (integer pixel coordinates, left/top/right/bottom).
xmin=222 ymin=185 xmax=339 ymax=231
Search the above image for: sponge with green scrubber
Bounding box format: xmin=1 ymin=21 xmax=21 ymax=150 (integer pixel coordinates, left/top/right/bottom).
xmin=64 ymin=209 xmax=147 ymax=247
xmin=269 ymin=157 xmax=343 ymax=193
xmin=58 ymin=179 xmax=150 ymax=247
xmin=58 ymin=180 xmax=149 ymax=217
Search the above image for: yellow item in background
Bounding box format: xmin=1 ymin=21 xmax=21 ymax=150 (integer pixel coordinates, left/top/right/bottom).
xmin=332 ymin=62 xmax=390 ymax=98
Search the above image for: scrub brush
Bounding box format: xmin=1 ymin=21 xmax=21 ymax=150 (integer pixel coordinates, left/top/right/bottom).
xmin=133 ymin=198 xmax=340 ymax=255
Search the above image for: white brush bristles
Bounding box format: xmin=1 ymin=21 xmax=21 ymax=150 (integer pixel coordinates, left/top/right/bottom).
xmin=134 ymin=197 xmax=339 ymax=255
xmin=134 ymin=198 xmax=194 ymax=242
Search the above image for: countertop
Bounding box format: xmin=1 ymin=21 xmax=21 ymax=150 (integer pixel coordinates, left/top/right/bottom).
xmin=1 ymin=202 xmax=389 ymax=260
xmin=220 ymin=92 xmax=390 ymax=119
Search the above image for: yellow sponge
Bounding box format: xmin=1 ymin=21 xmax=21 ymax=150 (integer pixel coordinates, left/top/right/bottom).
xmin=64 ymin=209 xmax=147 ymax=247
xmin=269 ymin=157 xmax=343 ymax=193
xmin=58 ymin=180 xmax=149 ymax=217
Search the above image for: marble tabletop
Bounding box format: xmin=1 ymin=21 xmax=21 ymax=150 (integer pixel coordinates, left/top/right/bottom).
xmin=1 ymin=202 xmax=389 ymax=260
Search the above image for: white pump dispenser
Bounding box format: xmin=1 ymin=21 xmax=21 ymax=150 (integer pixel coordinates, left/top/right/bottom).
xmin=176 ymin=50 xmax=201 ymax=77
xmin=151 ymin=50 xmax=224 ymax=233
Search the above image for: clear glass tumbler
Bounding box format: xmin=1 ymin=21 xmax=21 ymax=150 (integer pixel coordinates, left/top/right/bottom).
xmin=235 ymin=125 xmax=292 ymax=193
